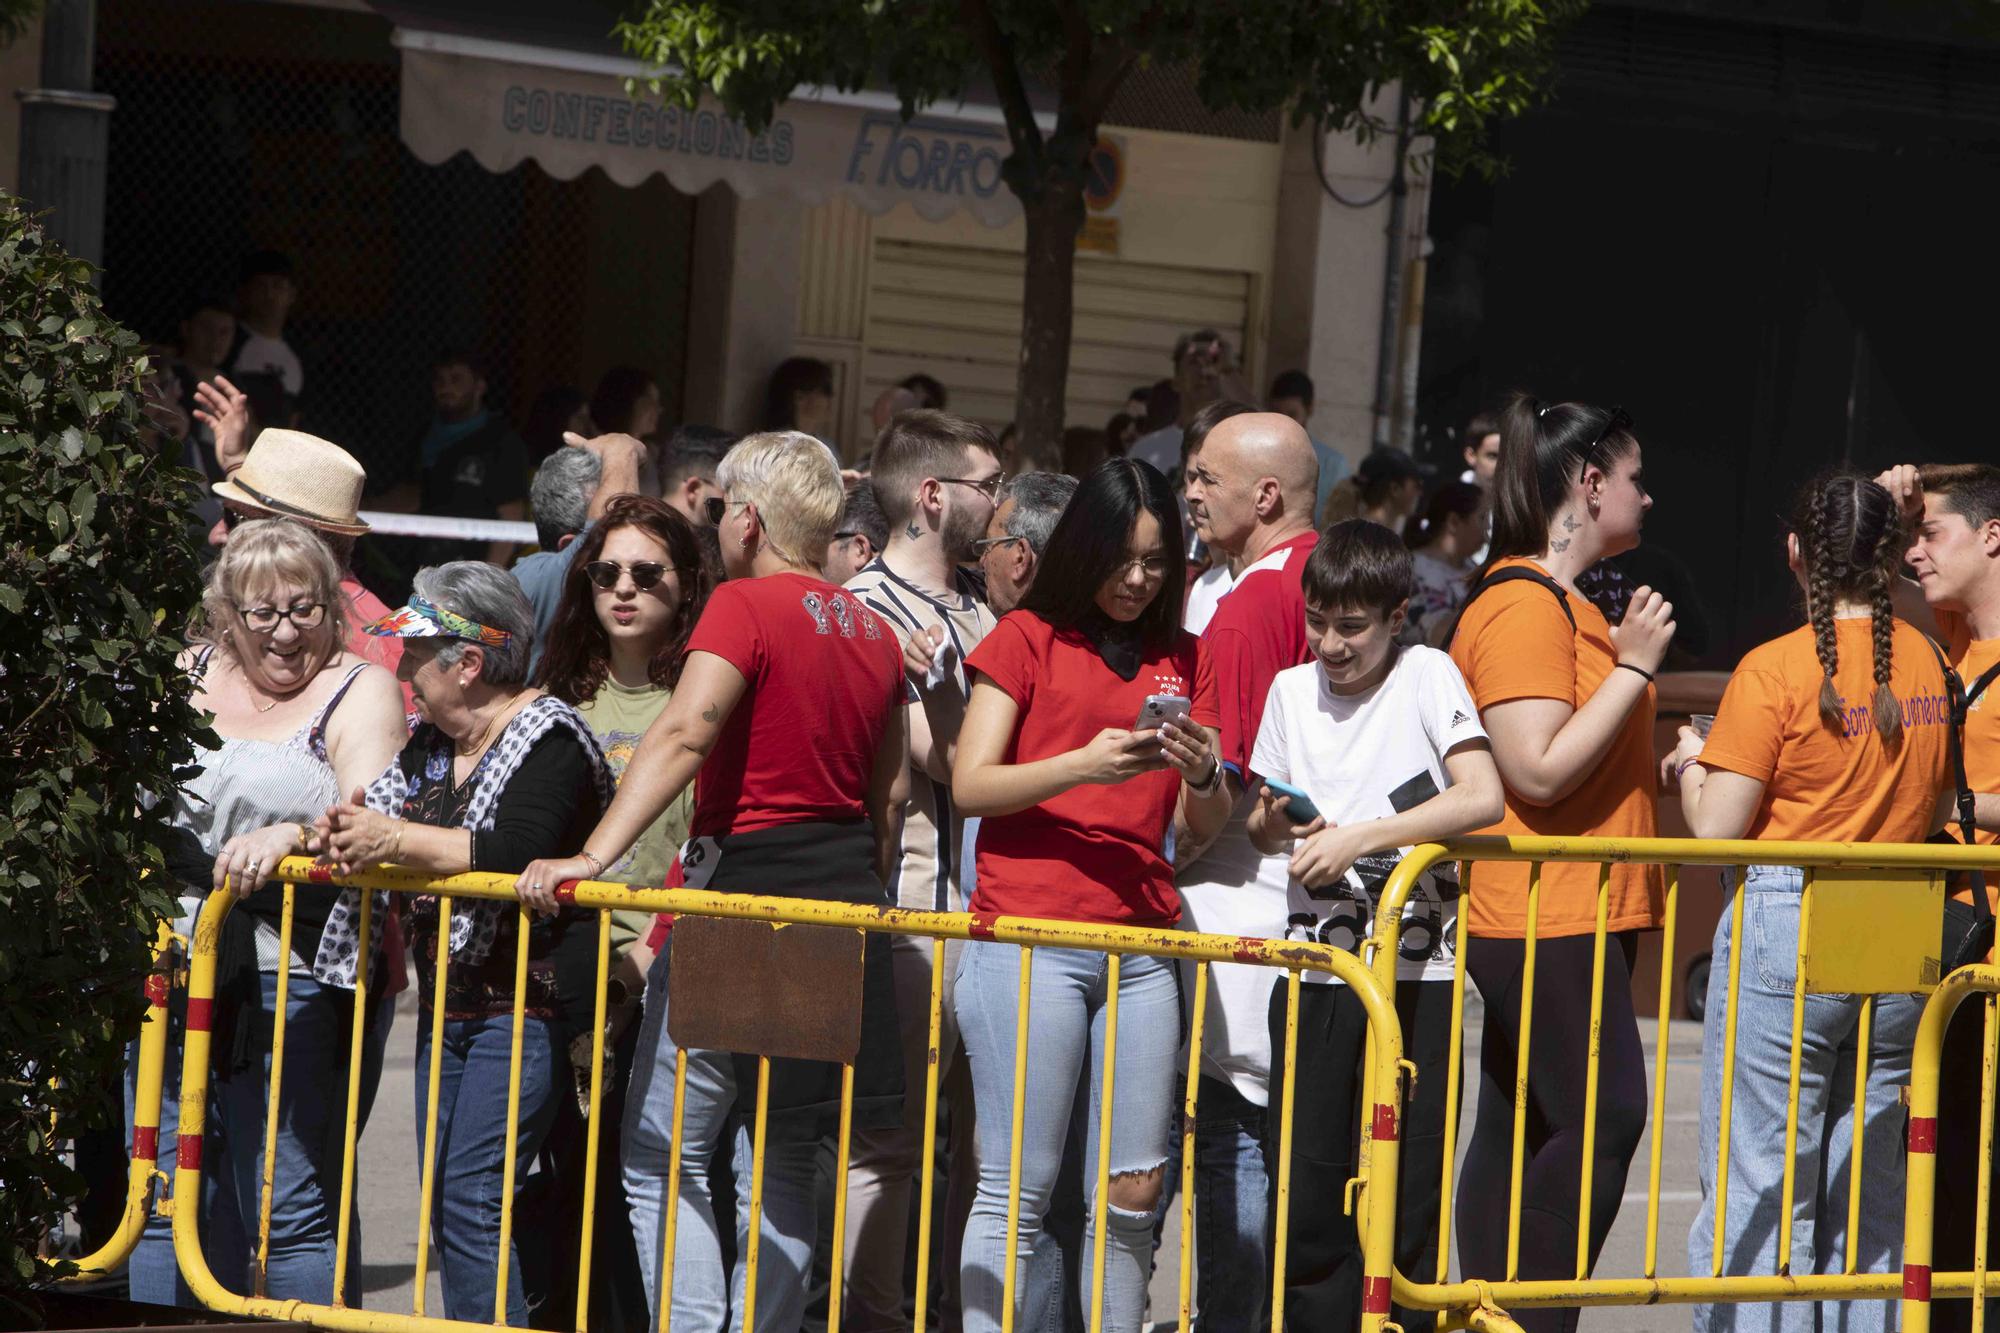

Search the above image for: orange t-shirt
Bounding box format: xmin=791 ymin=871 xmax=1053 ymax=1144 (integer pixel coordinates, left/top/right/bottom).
xmin=1450 ymin=557 xmax=1664 ymax=939
xmin=1698 ymin=619 xmax=1949 ymax=843
xmin=1938 ymin=609 xmax=2000 ymax=849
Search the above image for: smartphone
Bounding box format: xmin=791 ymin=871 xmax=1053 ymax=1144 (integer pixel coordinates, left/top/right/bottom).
xmin=1135 ymin=694 xmax=1192 ymax=737
xmin=1261 ymin=777 xmax=1322 ymax=825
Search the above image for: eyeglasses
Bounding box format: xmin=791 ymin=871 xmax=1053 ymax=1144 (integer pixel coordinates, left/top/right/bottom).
xmin=584 ymin=560 xmax=673 ymax=591
xmin=238 ymin=602 xmax=327 ymax=632
xmin=972 ymin=534 xmax=1024 ymax=554
xmin=939 ymin=476 xmax=1004 ymax=500
xmin=1115 ymin=555 xmax=1173 ymax=579
xmin=1576 ymin=406 xmax=1632 ymax=480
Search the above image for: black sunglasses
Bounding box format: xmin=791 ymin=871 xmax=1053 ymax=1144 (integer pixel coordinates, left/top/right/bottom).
xmin=583 ymin=560 xmax=672 ymax=591
xmin=704 ymin=496 xmax=726 ymax=525
xmin=1576 ymin=406 xmax=1633 ymax=479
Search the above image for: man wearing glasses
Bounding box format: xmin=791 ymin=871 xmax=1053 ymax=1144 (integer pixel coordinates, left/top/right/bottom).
xmin=838 ymin=409 xmax=1004 ymax=1333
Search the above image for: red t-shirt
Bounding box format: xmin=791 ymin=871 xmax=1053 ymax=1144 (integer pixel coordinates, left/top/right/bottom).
xmin=1202 ymin=530 xmax=1317 ymax=776
xmin=685 ymin=572 xmax=902 ymax=837
xmin=966 ymin=611 xmax=1220 ymax=926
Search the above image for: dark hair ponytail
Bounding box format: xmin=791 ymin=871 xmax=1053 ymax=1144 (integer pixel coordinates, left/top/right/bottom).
xmin=1791 ymin=472 xmax=1905 ymax=744
xmin=1485 ymin=391 xmax=1637 ymax=572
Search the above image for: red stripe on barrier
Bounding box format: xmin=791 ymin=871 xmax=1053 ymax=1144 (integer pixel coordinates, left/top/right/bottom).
xmin=1906 ymin=1263 xmax=1932 ymax=1301
xmin=1362 ymin=1276 xmax=1391 ymax=1315
xmin=308 ymin=863 xmax=335 ymax=883
xmin=1910 ymin=1117 xmax=1938 ymax=1154
xmin=1372 ymin=1103 xmax=1399 ymax=1142
xmin=178 ymin=1133 xmax=203 ymax=1171
xmin=144 ymin=973 xmax=169 ymax=1008
xmin=185 ymin=998 xmax=214 ymax=1033
xmin=1233 ymin=936 xmax=1265 ymax=964
xmin=968 ymin=911 xmax=999 ymax=941
xmin=132 ymin=1126 xmax=158 ymax=1161
xmin=554 ymin=880 xmax=579 ymax=906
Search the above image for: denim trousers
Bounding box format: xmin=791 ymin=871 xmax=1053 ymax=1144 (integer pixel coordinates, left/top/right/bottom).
xmin=1688 ymin=866 xmax=1922 ymax=1333
xmin=1191 ymin=1074 xmax=1269 ymax=1333
xmin=414 ymin=1010 xmax=560 ymax=1327
xmin=954 ymin=943 xmax=1182 ymax=1333
xmin=623 ymin=945 xmax=826 ymax=1333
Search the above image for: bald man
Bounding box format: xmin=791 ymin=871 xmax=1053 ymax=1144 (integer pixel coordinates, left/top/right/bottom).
xmin=1174 ymin=410 xmax=1321 ymax=1324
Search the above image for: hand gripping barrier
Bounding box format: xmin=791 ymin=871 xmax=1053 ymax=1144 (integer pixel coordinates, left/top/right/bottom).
xmin=151 ymin=858 xmax=1408 ymax=1333
xmin=1364 ymin=834 xmax=2000 ymax=1333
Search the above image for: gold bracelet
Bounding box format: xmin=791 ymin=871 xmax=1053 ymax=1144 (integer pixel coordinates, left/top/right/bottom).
xmin=390 ymin=819 xmax=406 ymax=863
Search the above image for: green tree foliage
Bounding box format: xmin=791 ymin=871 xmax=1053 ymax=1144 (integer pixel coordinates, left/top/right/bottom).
xmin=0 ymin=193 xmax=208 ymax=1311
xmin=618 ymin=0 xmax=1583 ymax=463
xmin=0 ymin=0 xmax=41 ymax=49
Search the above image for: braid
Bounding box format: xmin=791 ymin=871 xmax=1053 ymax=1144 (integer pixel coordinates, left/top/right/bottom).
xmin=1804 ymin=484 xmax=1843 ymax=729
xmin=1867 ymin=507 xmax=1903 ymax=745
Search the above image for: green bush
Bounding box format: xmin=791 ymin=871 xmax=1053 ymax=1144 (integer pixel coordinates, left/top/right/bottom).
xmin=0 ymin=193 xmax=209 ymax=1313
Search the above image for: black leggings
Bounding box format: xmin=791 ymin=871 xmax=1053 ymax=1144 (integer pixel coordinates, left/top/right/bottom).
xmin=1456 ymin=932 xmax=1648 ymax=1333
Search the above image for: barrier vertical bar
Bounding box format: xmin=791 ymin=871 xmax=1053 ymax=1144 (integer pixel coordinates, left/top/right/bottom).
xmin=573 ymin=908 xmax=613 ymax=1332
xmin=1904 ymin=971 xmax=1957 ymax=1333
xmin=742 ymin=1056 xmax=773 ymax=1333
xmin=1575 ymin=863 xmax=1612 ymax=1280
xmin=1644 ymin=869 xmax=1679 ymax=1278
xmin=1844 ymin=995 xmax=1874 ymax=1275
xmin=826 ymin=1062 xmax=856 ymax=1333
xmin=1437 ymin=862 xmax=1471 ymax=1283
xmin=494 ymin=905 xmax=532 ymax=1325
xmin=1179 ymin=962 xmax=1209 ymax=1332
xmin=1271 ymin=967 xmax=1302 ymax=1333
xmin=413 ymin=896 xmax=451 ymax=1316
xmin=913 ymin=939 xmax=948 ymax=1333
xmin=1000 ymin=946 xmax=1035 ymax=1333
xmin=1088 ymin=952 xmax=1123 ymax=1333
xmin=1777 ymin=871 xmax=1814 ymax=1275
xmin=1506 ymin=863 xmax=1543 ymax=1282
xmin=1975 ymin=994 xmax=1997 ymax=1333
xmin=253 ymin=883 xmax=296 ymax=1298
xmin=331 ymin=884 xmax=371 ymax=1309
xmin=1713 ymin=884 xmax=1748 ymax=1276
xmin=656 ymin=1047 xmax=689 ymax=1333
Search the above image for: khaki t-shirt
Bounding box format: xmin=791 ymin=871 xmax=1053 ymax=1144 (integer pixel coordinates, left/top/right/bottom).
xmin=577 ymin=678 xmax=695 ymax=952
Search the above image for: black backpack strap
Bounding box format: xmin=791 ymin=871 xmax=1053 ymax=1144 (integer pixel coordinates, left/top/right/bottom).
xmin=1444 ymin=566 xmax=1577 ymax=648
xmin=1925 ymin=635 xmax=1993 ymax=928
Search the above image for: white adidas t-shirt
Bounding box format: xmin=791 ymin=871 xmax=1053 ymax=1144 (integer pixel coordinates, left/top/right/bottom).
xmin=1249 ymin=645 xmax=1487 ymax=984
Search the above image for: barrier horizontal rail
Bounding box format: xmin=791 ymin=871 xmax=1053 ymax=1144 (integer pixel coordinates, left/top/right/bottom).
xmin=157 ymin=857 xmax=1408 ymax=1333
xmin=1366 ymin=834 xmax=2000 ymax=1333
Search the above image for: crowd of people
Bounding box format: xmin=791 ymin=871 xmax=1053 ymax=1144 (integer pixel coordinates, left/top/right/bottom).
xmin=122 ymin=294 xmax=2000 ymax=1333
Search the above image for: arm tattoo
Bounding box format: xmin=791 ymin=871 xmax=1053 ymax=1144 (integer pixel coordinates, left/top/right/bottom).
xmin=702 ymin=702 xmax=721 ymax=724
xmin=1550 ymin=537 xmax=1572 ymax=553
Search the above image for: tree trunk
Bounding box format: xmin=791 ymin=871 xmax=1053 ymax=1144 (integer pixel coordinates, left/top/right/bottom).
xmin=1012 ymin=177 xmax=1086 ymax=474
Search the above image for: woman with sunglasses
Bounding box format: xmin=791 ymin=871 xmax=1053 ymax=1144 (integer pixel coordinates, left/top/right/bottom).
xmin=1445 ymin=393 xmax=1675 ymax=1332
xmin=951 ymin=458 xmax=1230 ymax=1333
xmin=529 ymin=494 xmax=713 ymax=1326
xmin=134 ymin=518 xmax=406 ymax=1308
xmin=517 ymin=431 xmax=907 ymax=1333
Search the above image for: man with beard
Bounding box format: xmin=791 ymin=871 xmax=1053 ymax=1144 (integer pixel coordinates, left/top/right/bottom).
xmin=839 ymin=409 xmax=1003 ymax=1333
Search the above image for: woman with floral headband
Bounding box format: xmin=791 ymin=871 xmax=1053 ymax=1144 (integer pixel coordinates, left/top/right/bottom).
xmin=318 ymin=561 xmax=612 ymax=1327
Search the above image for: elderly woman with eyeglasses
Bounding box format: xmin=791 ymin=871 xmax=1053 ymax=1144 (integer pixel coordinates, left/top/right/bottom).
xmin=317 ymin=562 xmax=612 ymax=1327
xmin=134 ymin=518 xmax=406 ymax=1310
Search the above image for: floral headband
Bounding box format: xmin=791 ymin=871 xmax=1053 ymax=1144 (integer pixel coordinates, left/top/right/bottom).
xmin=361 ymin=596 xmax=513 ymax=648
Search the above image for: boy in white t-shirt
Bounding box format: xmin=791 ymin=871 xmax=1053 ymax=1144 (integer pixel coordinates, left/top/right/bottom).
xmin=1246 ymin=521 xmax=1504 ymax=1332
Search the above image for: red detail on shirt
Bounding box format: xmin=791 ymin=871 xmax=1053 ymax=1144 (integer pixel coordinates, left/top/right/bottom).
xmin=645 ymin=914 xmax=673 ymax=952
xmin=185 ymin=998 xmax=214 ymax=1034
xmin=965 ymin=612 xmax=1219 ymax=926
xmin=1905 ymin=1263 xmax=1932 ymax=1301
xmin=685 ymin=573 xmax=902 ymax=838
xmin=178 ymin=1132 xmax=204 ymax=1172
xmin=1362 ymin=1276 xmax=1392 ymax=1315
xmin=145 ymin=972 xmax=170 ymax=1009
xmin=1202 ymin=531 xmax=1317 ymax=777
xmin=1372 ymin=1102 xmax=1400 ymax=1143
xmin=1909 ymin=1116 xmax=1938 ymax=1154
xmin=132 ymin=1125 xmax=159 ymax=1161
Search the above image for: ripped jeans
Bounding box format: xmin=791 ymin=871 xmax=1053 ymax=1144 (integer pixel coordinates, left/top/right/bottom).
xmin=954 ymin=942 xmax=1181 ymax=1333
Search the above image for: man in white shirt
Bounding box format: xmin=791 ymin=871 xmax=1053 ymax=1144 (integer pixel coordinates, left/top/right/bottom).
xmin=230 ymin=250 xmax=305 ymax=400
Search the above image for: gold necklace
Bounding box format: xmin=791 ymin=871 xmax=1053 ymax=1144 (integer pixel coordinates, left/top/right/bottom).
xmin=458 ymin=694 xmax=520 ymax=762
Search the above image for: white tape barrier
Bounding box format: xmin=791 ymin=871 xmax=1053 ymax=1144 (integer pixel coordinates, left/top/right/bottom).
xmin=355 ymin=510 xmax=539 ymax=544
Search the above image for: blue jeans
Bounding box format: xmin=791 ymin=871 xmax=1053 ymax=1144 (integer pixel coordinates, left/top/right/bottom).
xmin=1192 ymin=1074 xmax=1269 ymax=1333
xmin=1688 ymin=866 xmax=1922 ymax=1333
xmin=414 ymin=1011 xmax=560 ymax=1326
xmin=954 ymin=943 xmax=1182 ymax=1333
xmin=623 ymin=945 xmax=824 ymax=1333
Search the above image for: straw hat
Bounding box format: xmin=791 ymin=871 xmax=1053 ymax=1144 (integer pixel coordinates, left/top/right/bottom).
xmin=213 ymin=429 xmax=370 ymax=536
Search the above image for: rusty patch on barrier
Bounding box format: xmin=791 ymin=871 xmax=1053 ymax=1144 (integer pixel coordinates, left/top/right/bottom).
xmin=667 ymin=916 xmax=864 ymax=1063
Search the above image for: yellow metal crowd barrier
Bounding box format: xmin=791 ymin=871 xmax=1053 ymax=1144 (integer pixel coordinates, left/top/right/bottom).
xmin=123 ymin=857 xmax=1409 ymax=1333
xmin=1367 ymin=834 xmax=2000 ymax=1333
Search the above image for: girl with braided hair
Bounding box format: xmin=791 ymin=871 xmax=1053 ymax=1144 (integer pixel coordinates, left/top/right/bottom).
xmin=1669 ymin=471 xmax=1951 ymax=1332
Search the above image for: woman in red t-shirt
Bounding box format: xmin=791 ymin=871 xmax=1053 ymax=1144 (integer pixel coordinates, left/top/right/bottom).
xmin=952 ymin=457 xmax=1229 ymax=1333
xmin=518 ymin=430 xmax=906 ymax=1333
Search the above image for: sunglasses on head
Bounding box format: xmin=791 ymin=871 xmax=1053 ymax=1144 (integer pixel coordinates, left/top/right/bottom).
xmin=1576 ymin=406 xmax=1633 ymax=480
xmin=583 ymin=560 xmax=673 ymax=591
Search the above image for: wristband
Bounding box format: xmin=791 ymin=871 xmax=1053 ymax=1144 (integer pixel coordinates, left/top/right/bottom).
xmin=1616 ymin=662 xmax=1656 ymax=683
xmin=1676 ymin=758 xmax=1704 ymax=779
xmin=1188 ymin=755 xmax=1224 ymax=795
xmin=580 ymin=849 xmax=606 ymax=879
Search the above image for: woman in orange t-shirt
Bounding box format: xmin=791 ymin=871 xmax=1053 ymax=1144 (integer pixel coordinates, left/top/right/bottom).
xmin=1667 ymin=473 xmax=1948 ymax=1331
xmin=1447 ymin=392 xmax=1675 ymax=1330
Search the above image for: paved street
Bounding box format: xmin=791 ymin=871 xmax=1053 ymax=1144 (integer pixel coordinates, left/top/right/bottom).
xmin=350 ymin=990 xmax=1715 ymax=1331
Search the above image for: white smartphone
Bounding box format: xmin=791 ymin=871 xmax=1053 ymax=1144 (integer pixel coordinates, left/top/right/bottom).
xmin=1135 ymin=694 xmax=1192 ymax=735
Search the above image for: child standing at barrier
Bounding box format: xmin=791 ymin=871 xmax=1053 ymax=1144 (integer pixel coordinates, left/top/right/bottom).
xmin=1446 ymin=393 xmax=1674 ymax=1333
xmin=1667 ymin=472 xmax=1949 ymax=1333
xmin=951 ymin=458 xmax=1230 ymax=1333
xmin=1245 ymin=520 xmax=1503 ymax=1331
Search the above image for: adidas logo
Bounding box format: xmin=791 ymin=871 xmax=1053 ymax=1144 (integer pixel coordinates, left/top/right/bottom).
xmin=1450 ymin=709 xmax=1472 ymax=727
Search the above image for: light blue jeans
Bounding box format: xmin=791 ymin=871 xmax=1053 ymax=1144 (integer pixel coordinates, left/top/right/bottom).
xmin=954 ymin=943 xmax=1182 ymax=1333
xmin=1688 ymin=866 xmax=1922 ymax=1333
xmin=623 ymin=946 xmax=825 ymax=1333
